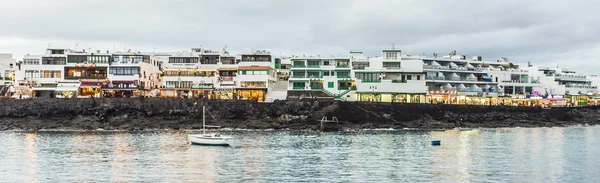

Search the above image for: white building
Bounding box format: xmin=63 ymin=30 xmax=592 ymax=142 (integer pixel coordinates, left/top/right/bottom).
xmin=159 ymin=48 xmax=276 ymax=102
xmin=14 ymin=48 xmax=162 ymax=98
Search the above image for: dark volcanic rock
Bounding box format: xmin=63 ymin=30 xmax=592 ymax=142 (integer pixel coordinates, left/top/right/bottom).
xmin=0 ymin=98 xmax=599 ymax=131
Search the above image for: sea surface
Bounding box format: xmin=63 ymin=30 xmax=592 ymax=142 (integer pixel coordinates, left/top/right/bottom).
xmin=1 ymin=126 xmax=599 ymax=182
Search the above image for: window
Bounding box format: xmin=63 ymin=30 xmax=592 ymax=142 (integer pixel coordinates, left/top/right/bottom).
xmin=416 ymin=75 xmax=421 ymax=80
xmin=168 ymin=57 xmax=199 ymax=63
xmin=67 ymin=55 xmax=87 ymax=63
xmin=24 ymin=59 xmax=40 ymax=65
xmin=25 ymin=70 xmax=40 ymax=78
xmin=112 ymin=56 xmax=121 ymax=62
xmin=9 ymin=64 xmax=13 ymax=69
xmin=87 ymin=56 xmax=109 ymax=64
xmin=241 ymin=55 xmax=271 ymax=62
xmin=323 ymin=60 xmax=330 ymax=65
xmin=323 ymin=71 xmax=330 ymax=76
xmin=109 ymin=67 xmax=140 ymax=75
xmin=328 ymin=82 xmax=334 ymax=88
xmin=42 ymin=57 xmax=66 ymax=65
xmin=355 ymin=72 xmax=381 ymax=81
xmin=166 ymin=81 xmax=179 ymax=88
xmin=180 ymin=81 xmax=193 ymax=88
xmin=42 ymin=70 xmax=61 ymax=78
xmin=407 ymin=75 xmax=412 ymax=80
xmin=240 ymin=81 xmax=266 ymax=88
xmin=385 ymin=52 xmax=398 ymax=60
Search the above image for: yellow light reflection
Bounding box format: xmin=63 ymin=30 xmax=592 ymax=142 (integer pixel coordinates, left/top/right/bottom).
xmin=24 ymin=133 xmax=38 ymax=183
xmin=111 ymin=133 xmax=134 ymax=182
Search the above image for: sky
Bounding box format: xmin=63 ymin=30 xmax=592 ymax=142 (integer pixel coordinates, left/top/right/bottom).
xmin=0 ymin=0 xmax=599 ymax=73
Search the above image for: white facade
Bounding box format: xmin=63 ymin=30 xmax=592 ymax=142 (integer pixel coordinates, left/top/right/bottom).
xmin=0 ymin=53 xmax=17 ymax=85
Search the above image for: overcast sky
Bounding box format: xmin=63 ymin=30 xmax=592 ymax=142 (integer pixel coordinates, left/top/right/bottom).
xmin=1 ymin=0 xmax=599 ymax=73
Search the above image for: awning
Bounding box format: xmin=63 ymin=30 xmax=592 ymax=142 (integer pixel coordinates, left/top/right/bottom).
xmin=238 ymin=66 xmax=269 ymax=70
xmin=32 ymin=87 xmax=56 ymax=91
xmin=218 ymin=68 xmax=238 ymax=71
xmin=102 ymin=88 xmax=138 ymax=91
xmin=80 ymin=83 xmax=102 ymax=88
xmin=80 ymin=79 xmax=105 ymax=83
xmin=55 ymin=87 xmax=78 ymax=92
xmin=112 ymin=80 xmax=137 ymax=84
xmin=214 ymin=88 xmax=234 ymax=92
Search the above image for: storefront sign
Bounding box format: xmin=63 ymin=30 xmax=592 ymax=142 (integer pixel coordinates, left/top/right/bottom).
xmin=75 ymin=64 xmax=96 ymax=68
xmin=214 ymin=88 xmax=234 ymax=92
xmin=221 ymin=76 xmax=233 ymax=81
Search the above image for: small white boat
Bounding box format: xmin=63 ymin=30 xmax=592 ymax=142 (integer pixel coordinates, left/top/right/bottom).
xmin=188 ymin=106 xmax=232 ymax=146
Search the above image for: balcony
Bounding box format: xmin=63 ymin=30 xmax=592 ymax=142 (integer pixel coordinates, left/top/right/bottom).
xmin=353 ymin=66 xmax=366 ymax=70
xmin=310 ymin=86 xmax=323 ymax=90
xmin=336 ymin=64 xmax=350 ymax=68
xmin=293 ymin=86 xmax=306 ymax=90
xmin=338 ymin=86 xmax=357 ymax=90
xmin=292 ymin=65 xmax=306 ymax=68
xmin=565 ymin=85 xmax=597 ymax=89
xmin=383 ymin=67 xmax=402 ymax=70
xmin=306 ymin=75 xmax=322 ymax=79
xmin=426 ymin=76 xmax=446 ymax=80
xmin=337 ymin=75 xmax=351 ymax=78
xmin=423 ymin=65 xmax=484 ymax=72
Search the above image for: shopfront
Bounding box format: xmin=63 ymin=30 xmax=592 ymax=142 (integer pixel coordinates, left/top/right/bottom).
xmin=102 ymin=80 xmax=140 ymax=97
xmin=567 ymin=94 xmax=590 ymax=106
xmin=392 ymin=93 xmax=426 ymax=103
xmin=159 ymin=88 xmax=192 ymax=98
xmin=191 ymin=85 xmax=214 ymax=99
xmin=214 ymin=88 xmax=235 ymax=100
xmin=358 ymin=93 xmax=382 ymax=102
xmin=426 ymin=91 xmax=458 ymax=104
xmin=79 ymin=82 xmax=102 ymax=97
xmin=237 ymin=89 xmax=266 ymax=102
xmin=55 ymin=88 xmax=78 ymax=98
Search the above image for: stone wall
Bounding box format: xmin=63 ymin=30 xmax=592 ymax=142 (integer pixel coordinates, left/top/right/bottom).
xmin=0 ymin=98 xmax=598 ymax=131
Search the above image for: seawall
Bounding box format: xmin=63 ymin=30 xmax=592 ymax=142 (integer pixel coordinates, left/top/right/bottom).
xmin=0 ymin=98 xmax=599 ymax=131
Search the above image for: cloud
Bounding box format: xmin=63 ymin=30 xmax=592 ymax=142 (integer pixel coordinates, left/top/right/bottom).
xmin=0 ymin=0 xmax=599 ymax=73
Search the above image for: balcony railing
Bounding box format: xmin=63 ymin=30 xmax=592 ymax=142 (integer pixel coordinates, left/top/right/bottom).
xmin=565 ymin=85 xmax=597 ymax=89
xmin=426 ymin=76 xmax=446 ymax=80
xmin=306 ymin=75 xmax=322 ymax=78
xmin=353 ymin=66 xmax=366 ymax=70
xmin=306 ymin=65 xmax=320 ymax=68
xmin=65 ymin=75 xmax=107 ymax=80
xmin=423 ymin=65 xmax=484 ymax=72
xmin=338 ymin=86 xmax=357 ymax=90
xmin=310 ymin=86 xmax=323 ymax=90
xmin=383 ymin=67 xmax=402 ymax=70
xmin=292 ymin=65 xmax=306 ymax=68
xmin=336 ymin=65 xmax=350 ymax=68
xmin=293 ymin=86 xmax=306 ymax=90
xmin=291 ymin=75 xmax=306 ymax=78
xmin=361 ymin=80 xmax=381 ymax=83
xmin=337 ymin=75 xmax=351 ymax=78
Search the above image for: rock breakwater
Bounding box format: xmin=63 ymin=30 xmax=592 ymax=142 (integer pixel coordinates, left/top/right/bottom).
xmin=0 ymin=98 xmax=599 ymax=131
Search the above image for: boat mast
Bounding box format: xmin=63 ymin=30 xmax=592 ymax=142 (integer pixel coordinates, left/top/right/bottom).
xmin=203 ymin=106 xmax=206 ymax=134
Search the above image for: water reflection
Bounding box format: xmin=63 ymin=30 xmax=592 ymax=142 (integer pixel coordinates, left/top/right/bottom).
xmin=0 ymin=126 xmax=598 ymax=182
xmin=24 ymin=133 xmax=38 ymax=183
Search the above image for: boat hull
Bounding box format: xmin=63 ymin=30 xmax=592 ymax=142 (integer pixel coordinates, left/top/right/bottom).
xmin=189 ymin=135 xmax=231 ymax=146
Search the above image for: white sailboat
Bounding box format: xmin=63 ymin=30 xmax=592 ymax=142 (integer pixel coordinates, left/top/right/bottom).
xmin=188 ymin=106 xmax=232 ymax=146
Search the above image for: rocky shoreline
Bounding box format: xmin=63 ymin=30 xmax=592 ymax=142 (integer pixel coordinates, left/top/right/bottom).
xmin=0 ymin=98 xmax=599 ymax=131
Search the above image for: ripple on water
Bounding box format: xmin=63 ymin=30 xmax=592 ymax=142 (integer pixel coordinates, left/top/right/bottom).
xmin=0 ymin=126 xmax=599 ymax=182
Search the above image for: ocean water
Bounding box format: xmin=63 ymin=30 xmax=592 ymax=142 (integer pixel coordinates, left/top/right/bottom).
xmin=0 ymin=126 xmax=599 ymax=182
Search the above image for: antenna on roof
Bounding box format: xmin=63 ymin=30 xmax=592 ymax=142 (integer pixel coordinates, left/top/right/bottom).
xmin=392 ymin=43 xmax=396 ymax=50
